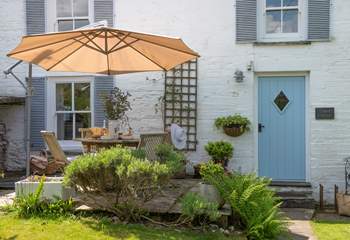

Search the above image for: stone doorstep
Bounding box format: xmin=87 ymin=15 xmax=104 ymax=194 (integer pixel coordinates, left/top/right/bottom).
xmin=270 ymin=184 xmax=316 ymax=209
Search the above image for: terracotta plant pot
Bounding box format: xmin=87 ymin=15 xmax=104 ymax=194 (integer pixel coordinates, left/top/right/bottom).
xmin=193 ymin=164 xmax=202 ymax=179
xmin=223 ymin=125 xmax=245 ymax=137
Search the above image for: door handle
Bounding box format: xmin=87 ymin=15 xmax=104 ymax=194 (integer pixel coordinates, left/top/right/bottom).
xmin=258 ymin=123 xmax=265 ymax=132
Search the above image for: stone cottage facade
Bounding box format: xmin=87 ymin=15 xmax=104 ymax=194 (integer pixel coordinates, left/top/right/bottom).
xmin=1 ymin=0 xmax=349 ymax=202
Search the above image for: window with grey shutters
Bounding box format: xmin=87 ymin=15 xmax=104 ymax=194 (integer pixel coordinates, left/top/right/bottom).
xmin=236 ymin=0 xmax=330 ymax=43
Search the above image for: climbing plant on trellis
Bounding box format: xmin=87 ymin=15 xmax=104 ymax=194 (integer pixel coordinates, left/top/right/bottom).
xmin=164 ymin=59 xmax=198 ymax=151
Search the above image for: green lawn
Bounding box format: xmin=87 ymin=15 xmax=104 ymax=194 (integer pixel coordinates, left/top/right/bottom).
xmin=0 ymin=213 xmax=244 ymax=240
xmin=311 ymin=220 xmax=350 ymax=240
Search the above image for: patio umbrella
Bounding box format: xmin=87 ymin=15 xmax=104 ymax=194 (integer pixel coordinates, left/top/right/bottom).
xmin=6 ymin=26 xmax=199 ymax=176
xmin=7 ymin=27 xmax=199 ymax=75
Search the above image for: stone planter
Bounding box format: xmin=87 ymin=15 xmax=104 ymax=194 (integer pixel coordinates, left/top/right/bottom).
xmin=15 ymin=177 xmax=75 ymax=201
xmin=337 ymin=193 xmax=350 ymax=216
xmin=199 ymin=182 xmax=225 ymax=207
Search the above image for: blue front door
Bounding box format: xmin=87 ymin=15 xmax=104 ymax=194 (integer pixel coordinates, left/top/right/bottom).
xmin=258 ymin=76 xmax=306 ymax=181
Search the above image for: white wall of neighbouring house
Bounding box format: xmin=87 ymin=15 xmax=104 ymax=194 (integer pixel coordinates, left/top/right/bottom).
xmin=0 ymin=0 xmax=27 ymax=171
xmin=116 ymin=0 xmax=350 ymax=202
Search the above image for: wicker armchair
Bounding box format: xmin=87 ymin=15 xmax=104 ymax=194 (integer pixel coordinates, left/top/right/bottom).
xmin=138 ymin=132 xmax=171 ymax=161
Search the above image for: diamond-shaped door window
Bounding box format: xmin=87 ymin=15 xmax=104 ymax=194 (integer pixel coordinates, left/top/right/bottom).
xmin=274 ymin=91 xmax=289 ymax=112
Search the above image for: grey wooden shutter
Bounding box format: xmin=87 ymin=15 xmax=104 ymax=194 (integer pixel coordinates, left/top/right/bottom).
xmin=94 ymin=76 xmax=114 ymax=127
xmin=236 ymin=0 xmax=257 ymax=43
xmin=26 ymin=0 xmax=46 ymax=34
xmin=308 ymin=0 xmax=330 ymax=41
xmin=31 ymin=78 xmax=46 ymax=151
xmin=94 ymin=0 xmax=114 ymax=26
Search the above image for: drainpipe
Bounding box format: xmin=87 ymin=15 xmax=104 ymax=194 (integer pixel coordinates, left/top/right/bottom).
xmin=26 ymin=64 xmax=32 ymax=176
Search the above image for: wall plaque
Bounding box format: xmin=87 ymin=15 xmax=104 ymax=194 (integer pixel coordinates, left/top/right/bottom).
xmin=315 ymin=108 xmax=335 ymax=120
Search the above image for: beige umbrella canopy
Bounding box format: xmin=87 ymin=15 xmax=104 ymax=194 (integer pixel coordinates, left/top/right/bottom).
xmin=7 ymin=27 xmax=199 ymax=75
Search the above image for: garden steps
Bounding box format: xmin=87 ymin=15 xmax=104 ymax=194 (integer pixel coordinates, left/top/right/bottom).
xmin=270 ymin=184 xmax=315 ymax=209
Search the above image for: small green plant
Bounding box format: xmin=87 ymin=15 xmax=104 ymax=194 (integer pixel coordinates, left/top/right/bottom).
xmin=11 ymin=177 xmax=73 ymax=218
xmin=204 ymin=141 xmax=233 ymax=167
xmin=103 ymin=87 xmax=132 ymax=120
xmin=155 ymin=144 xmax=186 ymax=174
xmin=200 ymin=162 xmax=286 ymax=240
xmin=180 ymin=192 xmax=220 ymax=224
xmin=131 ymin=149 xmax=147 ymax=159
xmin=199 ymin=161 xmax=225 ymax=181
xmin=215 ymin=114 xmax=251 ymax=131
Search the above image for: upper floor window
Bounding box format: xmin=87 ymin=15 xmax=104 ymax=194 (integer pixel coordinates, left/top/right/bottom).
xmin=48 ymin=0 xmax=92 ymax=32
xmin=258 ymin=0 xmax=306 ymax=42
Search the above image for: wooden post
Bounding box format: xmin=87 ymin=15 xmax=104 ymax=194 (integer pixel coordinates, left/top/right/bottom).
xmin=319 ymin=184 xmax=324 ymax=210
xmin=334 ymin=185 xmax=339 ymax=213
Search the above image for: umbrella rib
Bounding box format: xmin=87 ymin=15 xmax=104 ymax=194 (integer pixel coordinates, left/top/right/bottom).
xmin=29 ymin=35 xmax=87 ymax=63
xmin=73 ymin=38 xmax=105 ymax=54
xmin=46 ymin=31 xmax=103 ymax=71
xmin=108 ymin=39 xmax=139 ymax=54
xmin=107 ymin=33 xmax=131 ymax=53
xmin=110 ymin=29 xmax=200 ymax=57
xmin=7 ymin=33 xmax=85 ymax=56
xmin=81 ymin=31 xmax=106 ymax=53
xmin=105 ymin=30 xmax=110 ymax=75
xmin=110 ymin=31 xmax=167 ymax=71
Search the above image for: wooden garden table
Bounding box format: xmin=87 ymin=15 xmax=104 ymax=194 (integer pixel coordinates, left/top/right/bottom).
xmin=75 ymin=137 xmax=140 ymax=153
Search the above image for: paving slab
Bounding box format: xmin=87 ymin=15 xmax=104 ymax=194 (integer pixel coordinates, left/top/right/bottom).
xmin=0 ymin=191 xmax=15 ymax=207
xmin=281 ymin=208 xmax=317 ymax=240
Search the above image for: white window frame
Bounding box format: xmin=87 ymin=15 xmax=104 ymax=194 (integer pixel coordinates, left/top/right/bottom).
xmin=47 ymin=0 xmax=94 ymax=32
xmin=47 ymin=76 xmax=94 ymax=146
xmin=257 ymin=0 xmax=307 ymax=42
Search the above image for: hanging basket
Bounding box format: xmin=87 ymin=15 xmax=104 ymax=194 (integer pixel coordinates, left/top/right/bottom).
xmin=223 ymin=125 xmax=245 ymax=137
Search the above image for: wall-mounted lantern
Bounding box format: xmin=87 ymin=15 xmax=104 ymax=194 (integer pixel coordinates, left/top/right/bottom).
xmin=234 ymin=70 xmax=245 ymax=83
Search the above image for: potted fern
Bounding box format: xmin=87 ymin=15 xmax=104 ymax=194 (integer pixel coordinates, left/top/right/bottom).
xmin=103 ymin=87 xmax=132 ymax=136
xmin=215 ymin=114 xmax=250 ymax=137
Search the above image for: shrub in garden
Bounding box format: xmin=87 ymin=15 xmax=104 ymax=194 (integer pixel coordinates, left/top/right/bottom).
xmin=64 ymin=147 xmax=172 ymax=221
xmin=204 ymin=141 xmax=233 ymax=167
xmin=200 ymin=161 xmax=286 ymax=240
xmin=155 ymin=144 xmax=186 ymax=174
xmin=180 ymin=192 xmax=220 ymax=225
xmin=11 ymin=177 xmax=73 ymax=218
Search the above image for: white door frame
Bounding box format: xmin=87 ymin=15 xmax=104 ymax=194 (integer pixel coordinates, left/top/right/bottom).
xmin=254 ymin=72 xmax=310 ymax=182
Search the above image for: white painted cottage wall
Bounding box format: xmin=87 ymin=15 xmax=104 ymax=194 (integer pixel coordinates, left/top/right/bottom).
xmin=116 ymin=0 xmax=350 ymax=202
xmin=0 ymin=0 xmax=27 ymax=170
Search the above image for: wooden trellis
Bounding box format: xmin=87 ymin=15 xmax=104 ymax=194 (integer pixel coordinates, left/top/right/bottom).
xmin=164 ymin=59 xmax=198 ymax=151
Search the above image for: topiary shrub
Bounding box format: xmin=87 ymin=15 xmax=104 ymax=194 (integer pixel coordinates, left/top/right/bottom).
xmin=204 ymin=141 xmax=233 ymax=168
xmin=64 ymin=147 xmax=172 ymax=221
xmin=200 ymin=162 xmax=286 ymax=240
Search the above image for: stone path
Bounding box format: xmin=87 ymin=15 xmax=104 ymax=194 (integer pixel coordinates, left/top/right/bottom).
xmin=0 ymin=190 xmax=14 ymax=207
xmin=282 ymin=208 xmax=317 ymax=240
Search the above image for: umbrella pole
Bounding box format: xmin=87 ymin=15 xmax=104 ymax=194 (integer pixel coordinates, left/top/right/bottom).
xmin=25 ymin=64 xmax=32 ymax=176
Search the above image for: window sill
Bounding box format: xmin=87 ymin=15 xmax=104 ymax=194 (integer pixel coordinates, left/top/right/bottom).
xmin=254 ymin=41 xmax=312 ymax=46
